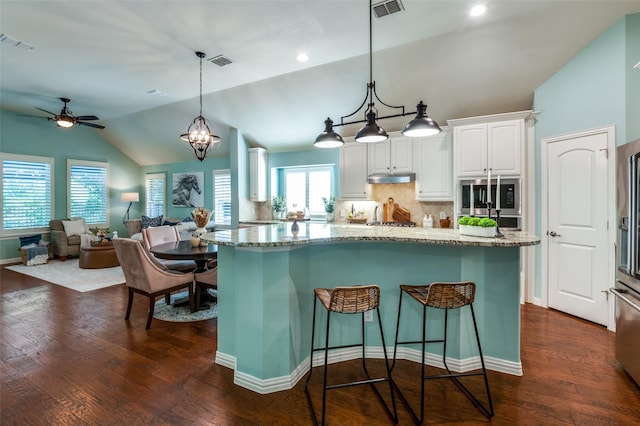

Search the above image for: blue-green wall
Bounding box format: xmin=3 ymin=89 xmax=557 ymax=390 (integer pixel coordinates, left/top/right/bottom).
xmin=0 ymin=109 xmax=142 ymax=260
xmin=533 ymin=13 xmax=639 ymax=298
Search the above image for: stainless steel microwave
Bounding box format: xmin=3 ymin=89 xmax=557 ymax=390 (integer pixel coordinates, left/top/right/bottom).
xmin=460 ymin=178 xmax=521 ymax=216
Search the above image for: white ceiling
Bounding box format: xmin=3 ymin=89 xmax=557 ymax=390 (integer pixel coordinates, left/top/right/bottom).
xmin=2 ymin=1 xmax=639 ymax=165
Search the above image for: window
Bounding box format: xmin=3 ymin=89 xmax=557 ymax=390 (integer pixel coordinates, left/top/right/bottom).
xmin=68 ymin=159 xmax=109 ymax=227
xmin=283 ymin=165 xmax=333 ymax=218
xmin=213 ymin=169 xmax=231 ymax=225
xmin=1 ymin=153 xmax=54 ymax=236
xmin=145 ymin=173 xmax=166 ymax=217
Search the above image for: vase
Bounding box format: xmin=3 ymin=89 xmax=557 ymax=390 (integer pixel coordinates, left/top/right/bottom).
xmin=291 ymin=219 xmax=299 ymax=237
xmin=193 ymin=227 xmax=209 ymax=246
xmin=326 ymin=212 xmax=335 ymax=222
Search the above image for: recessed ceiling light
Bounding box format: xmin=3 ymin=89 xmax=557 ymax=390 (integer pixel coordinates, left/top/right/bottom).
xmin=469 ymin=4 xmax=487 ymax=17
xmin=297 ymin=52 xmax=309 ymax=62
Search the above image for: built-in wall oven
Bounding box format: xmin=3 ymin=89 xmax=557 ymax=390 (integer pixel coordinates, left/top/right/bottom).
xmin=459 ymin=178 xmax=521 ymax=229
xmin=611 ymin=139 xmax=640 ymax=386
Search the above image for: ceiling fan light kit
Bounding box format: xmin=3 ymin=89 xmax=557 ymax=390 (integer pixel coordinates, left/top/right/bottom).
xmin=314 ymin=0 xmax=441 ymax=148
xmin=180 ymin=51 xmax=221 ymax=162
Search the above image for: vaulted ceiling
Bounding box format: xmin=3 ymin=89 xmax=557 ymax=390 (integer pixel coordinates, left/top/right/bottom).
xmin=2 ymin=1 xmax=639 ymax=165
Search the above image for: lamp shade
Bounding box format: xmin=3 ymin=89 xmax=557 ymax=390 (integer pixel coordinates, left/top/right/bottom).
xmin=314 ymin=118 xmax=344 ymax=148
xmin=121 ymin=192 xmax=139 ymax=203
xmin=355 ymin=110 xmax=388 ymax=143
xmin=402 ymin=101 xmax=442 ymax=137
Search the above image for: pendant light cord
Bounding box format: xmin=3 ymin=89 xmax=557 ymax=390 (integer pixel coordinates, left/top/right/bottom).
xmin=199 ymin=54 xmax=203 ymax=116
xmin=368 ymin=0 xmax=373 ymax=112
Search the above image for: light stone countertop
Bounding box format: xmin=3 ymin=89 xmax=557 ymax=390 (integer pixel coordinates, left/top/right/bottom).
xmin=201 ymin=222 xmax=540 ymax=248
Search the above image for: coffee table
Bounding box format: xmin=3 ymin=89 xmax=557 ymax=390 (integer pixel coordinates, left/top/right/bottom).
xmin=79 ymin=241 xmax=120 ymax=269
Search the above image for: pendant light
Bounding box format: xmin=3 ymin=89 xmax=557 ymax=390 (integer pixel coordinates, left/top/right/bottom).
xmin=180 ymin=51 xmax=221 ymax=161
xmin=314 ymin=0 xmax=441 ymax=148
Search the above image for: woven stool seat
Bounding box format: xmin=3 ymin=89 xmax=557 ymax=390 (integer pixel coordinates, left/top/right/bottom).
xmin=314 ymin=285 xmax=380 ymax=314
xmin=392 ymin=281 xmax=493 ymax=423
xmin=305 ymin=284 xmax=396 ymax=425
xmin=400 ymin=281 xmax=475 ymax=309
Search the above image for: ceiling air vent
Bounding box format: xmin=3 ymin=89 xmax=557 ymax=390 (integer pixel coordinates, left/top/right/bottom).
xmin=208 ymin=55 xmax=233 ymax=67
xmin=372 ymin=0 xmax=404 ymax=18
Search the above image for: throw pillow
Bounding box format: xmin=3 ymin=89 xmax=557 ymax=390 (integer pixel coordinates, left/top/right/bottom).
xmin=163 ymin=220 xmax=179 ymax=227
xmin=141 ymin=215 xmax=163 ymax=229
xmin=62 ymin=219 xmax=87 ymax=237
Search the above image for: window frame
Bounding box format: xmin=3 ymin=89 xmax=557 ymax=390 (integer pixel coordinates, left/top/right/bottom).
xmin=67 ymin=159 xmax=109 ymax=228
xmin=281 ymin=164 xmax=334 ymax=220
xmin=0 ymin=152 xmax=55 ymax=237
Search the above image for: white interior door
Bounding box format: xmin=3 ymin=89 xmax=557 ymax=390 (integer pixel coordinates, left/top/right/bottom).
xmin=546 ymin=130 xmax=610 ymax=325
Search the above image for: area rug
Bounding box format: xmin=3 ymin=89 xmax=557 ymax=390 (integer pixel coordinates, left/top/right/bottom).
xmin=6 ymin=259 xmax=125 ymax=292
xmin=153 ymin=290 xmax=217 ymax=323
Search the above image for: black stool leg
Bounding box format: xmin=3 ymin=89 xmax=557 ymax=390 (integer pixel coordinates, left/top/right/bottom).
xmin=304 ymin=295 xmax=320 ymax=425
xmin=321 ymin=310 xmax=331 ymax=425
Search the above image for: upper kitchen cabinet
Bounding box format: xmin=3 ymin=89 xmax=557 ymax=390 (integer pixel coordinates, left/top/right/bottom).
xmin=368 ymin=135 xmax=413 ymax=175
xmin=248 ymin=147 xmax=267 ymax=202
xmin=450 ymin=111 xmax=533 ymax=178
xmin=340 ymin=139 xmax=369 ymax=200
xmin=413 ymin=129 xmax=452 ymax=201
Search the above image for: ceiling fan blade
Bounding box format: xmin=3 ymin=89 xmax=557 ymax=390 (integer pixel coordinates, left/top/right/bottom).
xmin=75 ymin=115 xmax=99 ymax=121
xmin=78 ymin=121 xmax=105 ymax=129
xmin=34 ymin=107 xmax=57 ymax=116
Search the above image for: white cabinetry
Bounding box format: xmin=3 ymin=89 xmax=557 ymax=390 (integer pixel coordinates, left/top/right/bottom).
xmin=340 ymin=140 xmax=369 ymax=200
xmin=368 ymin=136 xmax=413 ymax=175
xmin=452 ymin=118 xmax=523 ymax=177
xmin=414 ymin=130 xmax=453 ymax=201
xmin=248 ymin=147 xmax=267 ymax=202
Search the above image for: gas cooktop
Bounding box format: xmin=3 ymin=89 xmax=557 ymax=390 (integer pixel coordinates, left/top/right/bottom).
xmin=382 ymin=221 xmax=416 ymax=227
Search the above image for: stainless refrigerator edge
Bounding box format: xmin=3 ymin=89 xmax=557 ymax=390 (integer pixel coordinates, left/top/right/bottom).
xmin=612 ymin=138 xmax=640 ymax=386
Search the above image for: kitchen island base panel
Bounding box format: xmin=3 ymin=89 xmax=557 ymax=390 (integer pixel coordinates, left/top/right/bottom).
xmin=216 ymin=242 xmax=523 ymax=394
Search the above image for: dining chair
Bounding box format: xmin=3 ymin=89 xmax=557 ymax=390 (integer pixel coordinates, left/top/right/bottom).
xmin=112 ymin=238 xmax=194 ymax=329
xmin=141 ymin=226 xmax=196 ymax=272
xmin=193 ymin=260 xmax=217 ymax=311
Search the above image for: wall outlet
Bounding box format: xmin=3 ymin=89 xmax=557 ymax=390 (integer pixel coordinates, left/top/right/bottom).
xmin=340 ymin=209 xmax=346 ymax=218
xmin=440 ymin=211 xmax=447 ymax=219
xmin=364 ymin=310 xmax=373 ymax=322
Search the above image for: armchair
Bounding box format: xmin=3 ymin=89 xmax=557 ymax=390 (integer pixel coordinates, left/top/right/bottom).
xmin=49 ymin=218 xmax=93 ymax=261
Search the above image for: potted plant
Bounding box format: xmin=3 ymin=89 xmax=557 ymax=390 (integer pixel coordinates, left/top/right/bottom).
xmin=322 ymin=196 xmax=335 ymax=222
xmin=272 ymin=196 xmax=286 ymax=219
xmin=458 ymin=216 xmax=497 ymax=237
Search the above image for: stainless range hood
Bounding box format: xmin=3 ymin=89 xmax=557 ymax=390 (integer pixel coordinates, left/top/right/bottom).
xmin=367 ymin=173 xmax=415 ymax=184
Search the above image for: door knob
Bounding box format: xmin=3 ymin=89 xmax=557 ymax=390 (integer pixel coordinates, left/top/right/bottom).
xmin=549 ymin=231 xmax=561 ymax=237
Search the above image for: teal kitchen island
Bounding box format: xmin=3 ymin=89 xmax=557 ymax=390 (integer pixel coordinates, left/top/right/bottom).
xmin=201 ymin=222 xmax=540 ymax=394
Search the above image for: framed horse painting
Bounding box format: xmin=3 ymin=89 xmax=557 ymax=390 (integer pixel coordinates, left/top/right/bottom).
xmin=172 ymin=172 xmax=204 ymax=208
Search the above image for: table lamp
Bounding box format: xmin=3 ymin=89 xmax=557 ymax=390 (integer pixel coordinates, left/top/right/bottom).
xmin=121 ymin=192 xmax=139 ymax=224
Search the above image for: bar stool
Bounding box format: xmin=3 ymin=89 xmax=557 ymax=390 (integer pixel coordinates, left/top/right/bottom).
xmin=304 ymin=285 xmax=397 ymax=425
xmin=392 ymin=281 xmax=493 ymax=424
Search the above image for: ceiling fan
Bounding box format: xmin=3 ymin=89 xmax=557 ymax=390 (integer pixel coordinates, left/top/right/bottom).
xmin=19 ymin=97 xmax=105 ymax=129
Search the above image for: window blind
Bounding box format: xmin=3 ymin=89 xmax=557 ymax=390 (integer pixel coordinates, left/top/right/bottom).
xmin=145 ymin=173 xmax=166 ymax=217
xmin=1 ymin=154 xmax=54 ymax=233
xmin=213 ymin=169 xmax=231 ymax=225
xmin=68 ymin=160 xmax=108 ymax=226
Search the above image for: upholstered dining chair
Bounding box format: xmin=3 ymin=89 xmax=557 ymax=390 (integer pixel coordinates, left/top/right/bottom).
xmin=141 ymin=226 xmax=196 ymax=272
xmin=194 ymin=261 xmax=218 ymax=311
xmin=112 ymin=238 xmax=194 ymax=329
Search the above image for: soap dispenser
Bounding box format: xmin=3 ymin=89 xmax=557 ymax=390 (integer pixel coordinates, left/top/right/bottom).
xmin=423 ymin=213 xmax=433 ymax=228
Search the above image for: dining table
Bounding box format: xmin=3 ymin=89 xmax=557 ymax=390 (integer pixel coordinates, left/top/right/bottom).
xmin=150 ymin=240 xmax=218 ymax=311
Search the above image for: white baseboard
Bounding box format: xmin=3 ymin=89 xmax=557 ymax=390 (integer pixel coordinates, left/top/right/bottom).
xmin=216 ymin=346 xmax=522 ymax=394
xmin=1 ymin=257 xmax=21 ymax=265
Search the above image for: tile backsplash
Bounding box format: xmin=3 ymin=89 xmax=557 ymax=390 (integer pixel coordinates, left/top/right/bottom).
xmin=335 ymin=183 xmax=454 ymax=228
xmin=244 ymin=183 xmax=453 ymax=228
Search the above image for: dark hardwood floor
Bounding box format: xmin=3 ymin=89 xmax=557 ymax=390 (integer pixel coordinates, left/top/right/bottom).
xmin=1 ymin=264 xmax=639 ymax=425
